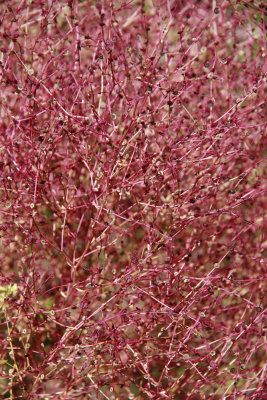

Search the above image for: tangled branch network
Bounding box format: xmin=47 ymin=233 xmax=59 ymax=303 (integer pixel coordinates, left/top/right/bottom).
xmin=0 ymin=0 xmax=266 ymax=399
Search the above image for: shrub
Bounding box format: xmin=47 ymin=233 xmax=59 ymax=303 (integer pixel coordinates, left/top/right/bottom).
xmin=0 ymin=0 xmax=266 ymax=399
